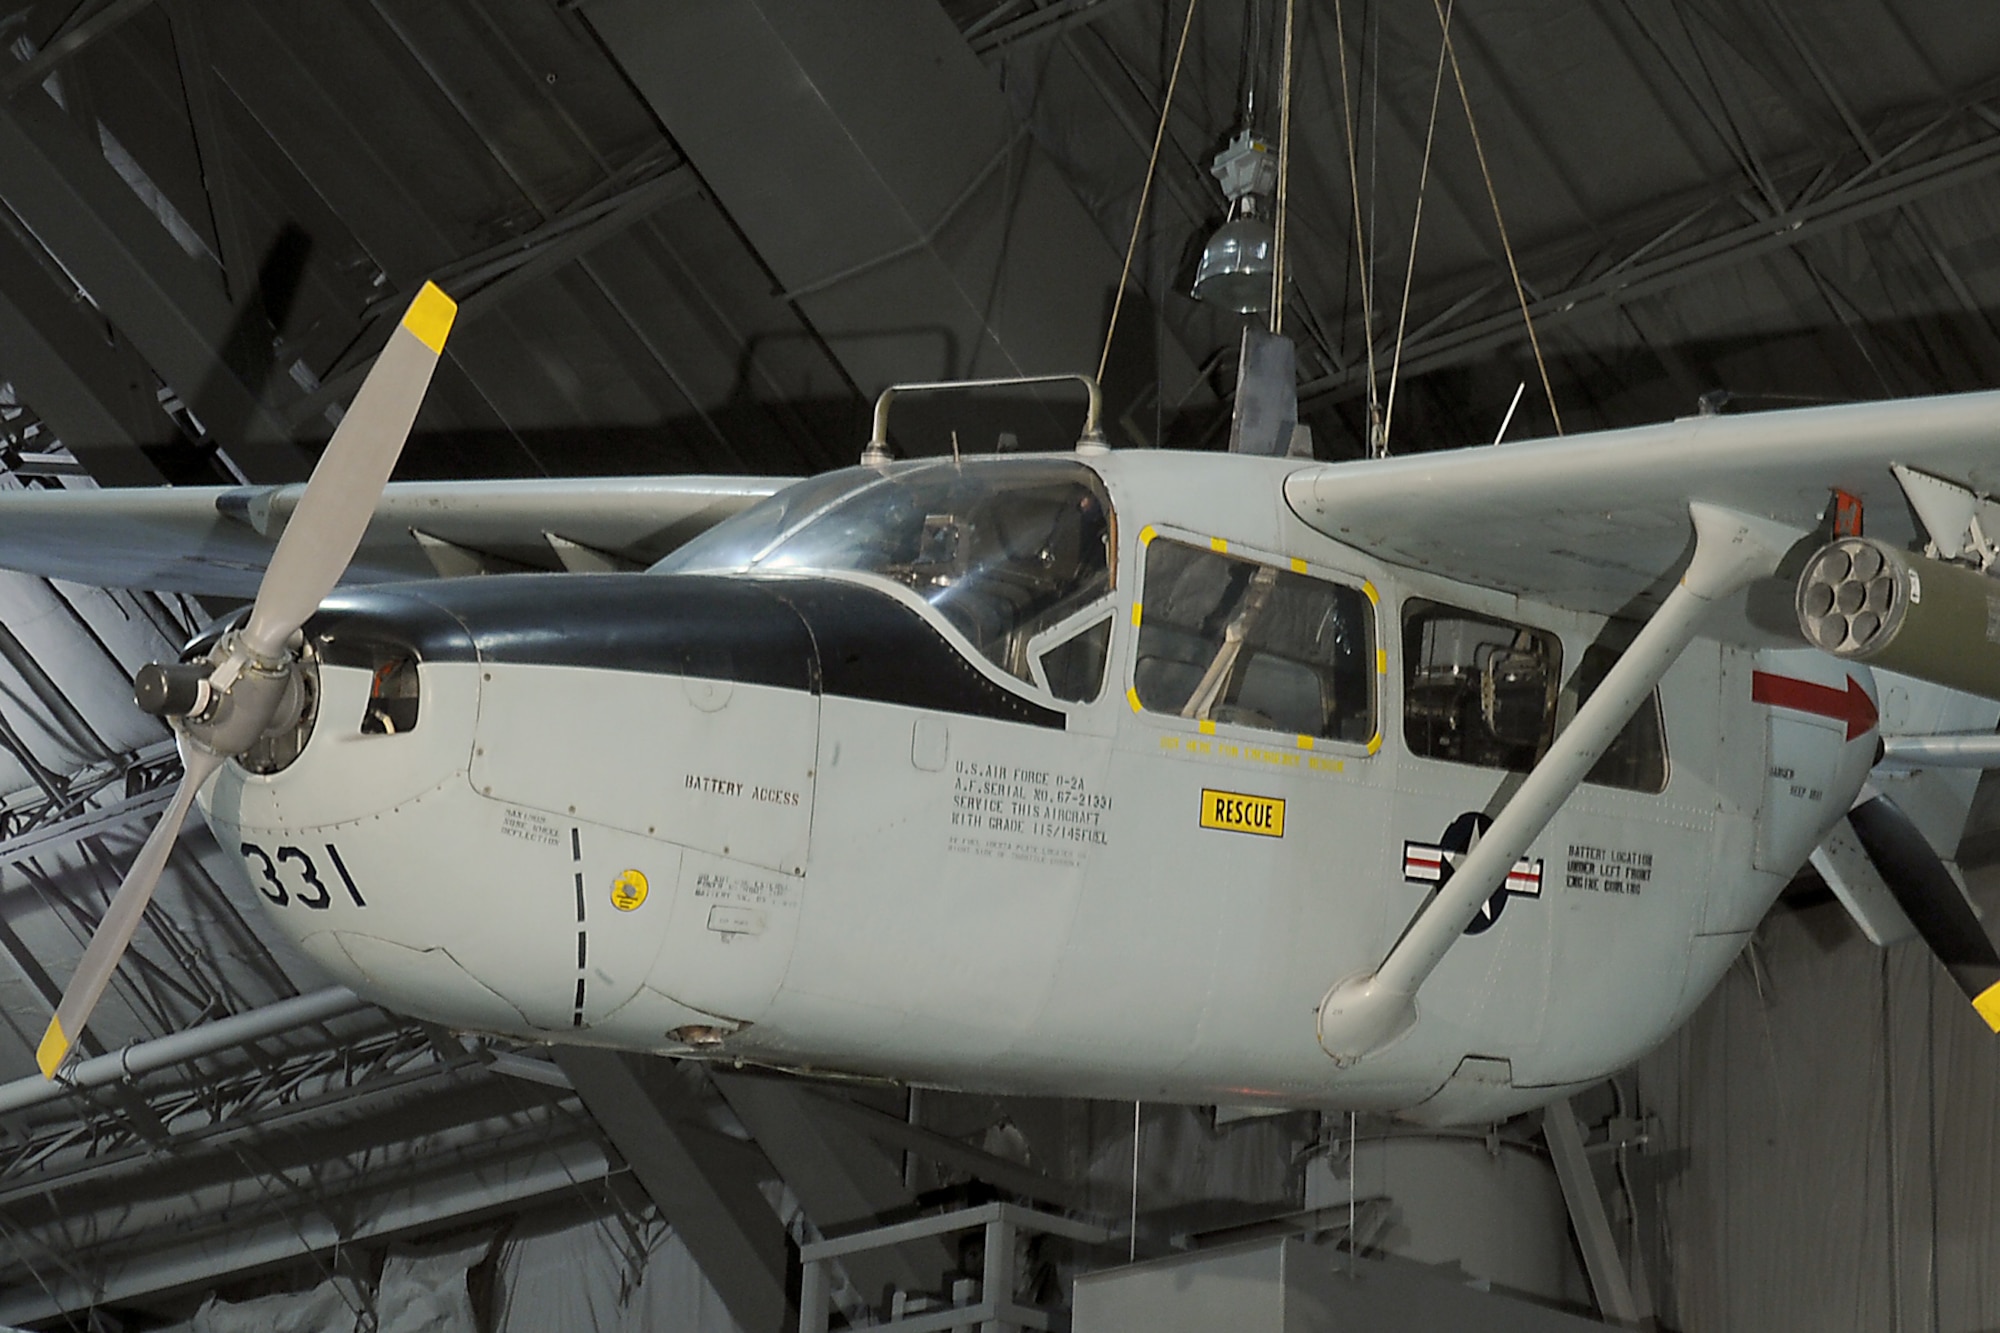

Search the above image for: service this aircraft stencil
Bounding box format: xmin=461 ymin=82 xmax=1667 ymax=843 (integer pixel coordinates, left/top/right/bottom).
xmin=7 ymin=285 xmax=2000 ymax=1126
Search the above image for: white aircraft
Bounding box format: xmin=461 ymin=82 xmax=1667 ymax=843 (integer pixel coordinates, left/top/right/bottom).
xmin=6 ymin=284 xmax=2000 ymax=1127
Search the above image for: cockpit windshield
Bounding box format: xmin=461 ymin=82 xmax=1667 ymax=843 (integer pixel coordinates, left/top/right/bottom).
xmin=656 ymin=459 xmax=1115 ymax=688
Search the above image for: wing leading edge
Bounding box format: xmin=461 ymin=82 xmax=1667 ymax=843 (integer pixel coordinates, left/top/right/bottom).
xmin=0 ymin=475 xmax=791 ymax=597
xmin=1284 ymin=389 xmax=2000 ymax=629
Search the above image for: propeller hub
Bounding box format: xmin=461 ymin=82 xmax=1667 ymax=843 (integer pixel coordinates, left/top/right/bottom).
xmin=180 ymin=644 xmax=305 ymax=759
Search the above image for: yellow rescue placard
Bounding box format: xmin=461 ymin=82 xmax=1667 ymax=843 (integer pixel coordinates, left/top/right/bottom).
xmin=1199 ymin=788 xmax=1285 ymax=838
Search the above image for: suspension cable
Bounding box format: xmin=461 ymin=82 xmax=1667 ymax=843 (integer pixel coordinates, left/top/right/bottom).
xmin=1379 ymin=0 xmax=1453 ymax=450
xmin=1270 ymin=0 xmax=1297 ymax=332
xmin=1430 ymin=0 xmax=1563 ymax=434
xmin=1098 ymin=0 xmax=1203 ymax=384
xmin=1331 ymin=0 xmax=1383 ymax=455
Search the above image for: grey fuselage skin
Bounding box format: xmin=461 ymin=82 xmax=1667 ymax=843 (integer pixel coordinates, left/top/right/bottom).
xmin=198 ymin=452 xmax=1874 ymax=1126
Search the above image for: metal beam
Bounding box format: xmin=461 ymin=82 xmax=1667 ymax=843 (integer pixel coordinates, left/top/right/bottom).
xmin=282 ymin=162 xmax=698 ymax=432
xmin=0 ymin=987 xmax=366 ymax=1116
xmin=714 ymin=1072 xmax=953 ymax=1306
xmin=0 ymin=0 xmax=161 ymax=100
xmin=0 ymin=86 xmax=305 ymax=480
xmin=1299 ymin=97 xmax=2000 ymax=408
xmin=0 ymin=1115 xmax=608 ymax=1325
xmin=1543 ymin=1097 xmax=1647 ymax=1328
xmin=808 ymin=1087 xmax=1082 ymax=1211
xmin=586 ymin=0 xmax=1205 ymax=446
xmin=555 ymin=1048 xmax=792 ymax=1333
xmin=0 ymin=214 xmax=176 ymax=486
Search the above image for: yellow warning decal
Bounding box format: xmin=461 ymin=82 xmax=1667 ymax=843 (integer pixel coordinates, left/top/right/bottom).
xmin=401 ymin=281 xmax=458 ymax=354
xmin=1199 ymin=787 xmax=1285 ymax=838
xmin=610 ymin=868 xmax=649 ymax=912
xmin=1976 ymin=979 xmax=2000 ymax=1032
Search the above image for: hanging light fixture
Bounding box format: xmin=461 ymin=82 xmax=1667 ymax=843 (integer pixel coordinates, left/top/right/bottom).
xmin=1193 ymin=130 xmax=1278 ymax=314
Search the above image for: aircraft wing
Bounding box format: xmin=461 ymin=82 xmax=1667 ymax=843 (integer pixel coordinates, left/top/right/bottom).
xmin=0 ymin=475 xmax=790 ymax=597
xmin=1285 ymin=389 xmax=2000 ymax=626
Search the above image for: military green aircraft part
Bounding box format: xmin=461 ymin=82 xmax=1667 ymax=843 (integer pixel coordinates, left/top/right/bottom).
xmin=1797 ymin=535 xmax=2000 ymax=701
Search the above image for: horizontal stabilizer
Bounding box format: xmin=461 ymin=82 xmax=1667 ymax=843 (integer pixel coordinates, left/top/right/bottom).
xmin=1880 ymin=732 xmax=2000 ymax=768
xmin=1811 ymin=817 xmax=1918 ymax=948
xmin=1892 ymin=463 xmax=2000 ymax=563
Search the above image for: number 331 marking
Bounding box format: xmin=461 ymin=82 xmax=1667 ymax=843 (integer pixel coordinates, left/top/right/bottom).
xmin=241 ymin=842 xmax=367 ymax=909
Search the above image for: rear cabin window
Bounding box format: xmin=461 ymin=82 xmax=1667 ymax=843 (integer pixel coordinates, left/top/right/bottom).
xmin=1402 ymin=602 xmax=1669 ymax=790
xmin=1403 ymin=602 xmax=1561 ymax=770
xmin=1561 ymin=642 xmax=1671 ymax=793
xmin=1134 ymin=537 xmax=1374 ymax=743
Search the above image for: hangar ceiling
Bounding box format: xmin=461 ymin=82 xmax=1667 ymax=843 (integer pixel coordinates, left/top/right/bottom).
xmin=2 ymin=0 xmax=2000 ymax=1327
xmin=0 ymin=0 xmax=1993 ymax=489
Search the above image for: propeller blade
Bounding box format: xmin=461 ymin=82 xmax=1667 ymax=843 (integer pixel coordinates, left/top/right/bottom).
xmin=1847 ymin=791 xmax=2000 ymax=1031
xmin=240 ymin=282 xmax=456 ymax=661
xmin=38 ymin=746 xmax=224 ymax=1078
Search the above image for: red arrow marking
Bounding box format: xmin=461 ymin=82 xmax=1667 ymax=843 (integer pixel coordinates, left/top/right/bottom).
xmin=1751 ymin=670 xmax=1878 ymax=741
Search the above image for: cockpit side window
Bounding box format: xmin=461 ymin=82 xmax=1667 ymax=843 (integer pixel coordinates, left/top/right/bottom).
xmin=1134 ymin=538 xmax=1375 ymax=743
xmin=655 ymin=469 xmax=873 ymax=573
xmin=1035 ymin=614 xmax=1112 ymax=703
xmin=1402 ymin=600 xmax=1561 ymax=770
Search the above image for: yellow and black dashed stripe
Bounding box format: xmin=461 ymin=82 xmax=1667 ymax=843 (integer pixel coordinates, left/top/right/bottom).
xmin=570 ymin=826 xmax=587 ymax=1028
xmin=1131 ymin=527 xmax=1388 ymax=757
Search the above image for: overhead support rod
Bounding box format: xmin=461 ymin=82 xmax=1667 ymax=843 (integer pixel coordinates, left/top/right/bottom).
xmin=1317 ymin=503 xmax=1799 ymax=1062
xmin=0 ymin=986 xmax=366 ymax=1115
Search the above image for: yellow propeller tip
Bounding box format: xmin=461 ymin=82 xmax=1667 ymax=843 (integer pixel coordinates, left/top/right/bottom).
xmin=1975 ymin=981 xmax=2000 ymax=1033
xmin=401 ymin=281 xmax=458 ymax=355
xmin=37 ymin=1018 xmax=69 ymax=1079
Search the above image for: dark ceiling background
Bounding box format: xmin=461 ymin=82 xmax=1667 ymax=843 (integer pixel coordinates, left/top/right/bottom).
xmin=1 ymin=0 xmax=1997 ymax=488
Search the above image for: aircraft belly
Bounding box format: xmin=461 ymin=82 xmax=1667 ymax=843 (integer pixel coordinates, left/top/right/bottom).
xmin=1034 ymin=736 xmax=1407 ymax=1097
xmin=1527 ymin=797 xmax=1709 ymax=1085
xmin=635 ymin=846 xmax=804 ymax=1033
xmin=762 ymin=698 xmax=1103 ymax=1070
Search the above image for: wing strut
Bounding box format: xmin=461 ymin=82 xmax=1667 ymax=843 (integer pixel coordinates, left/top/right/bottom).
xmin=1317 ymin=503 xmax=1802 ymax=1064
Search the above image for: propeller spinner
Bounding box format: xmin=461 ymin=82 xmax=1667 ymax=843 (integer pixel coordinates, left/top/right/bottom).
xmin=36 ymin=282 xmax=457 ymax=1079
